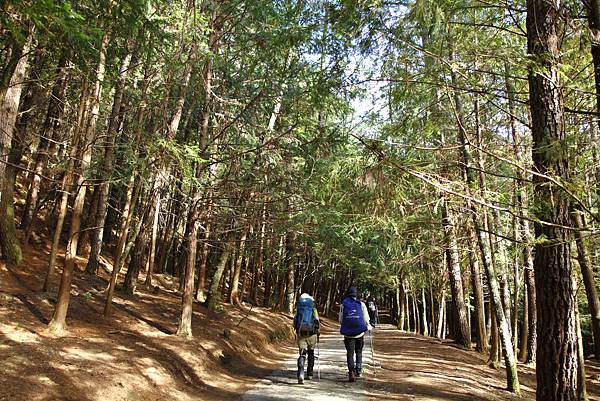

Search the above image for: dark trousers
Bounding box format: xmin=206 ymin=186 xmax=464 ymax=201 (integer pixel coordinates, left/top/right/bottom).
xmin=344 ymin=336 xmax=364 ymax=372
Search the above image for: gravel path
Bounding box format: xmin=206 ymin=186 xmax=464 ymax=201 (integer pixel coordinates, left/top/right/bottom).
xmin=241 ymin=331 xmax=374 ymax=401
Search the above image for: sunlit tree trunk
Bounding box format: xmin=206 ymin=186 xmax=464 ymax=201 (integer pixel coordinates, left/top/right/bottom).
xmin=86 ymin=51 xmax=133 ymax=275
xmin=441 ymin=200 xmax=471 ymax=348
xmin=527 ymin=1 xmax=578 ymax=398
xmin=468 ymin=227 xmax=487 ymax=352
xmin=206 ymin=232 xmax=234 ymax=310
xmin=0 ymin=30 xmax=32 ymax=264
xmin=229 ymin=225 xmax=249 ymax=307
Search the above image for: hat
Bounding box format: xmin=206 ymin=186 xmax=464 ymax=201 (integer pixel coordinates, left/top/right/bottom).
xmin=347 ymin=286 xmax=358 ymax=297
xmin=300 ymin=293 xmax=314 ymax=301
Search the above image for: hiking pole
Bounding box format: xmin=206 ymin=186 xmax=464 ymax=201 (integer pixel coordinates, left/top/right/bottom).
xmin=369 ymin=330 xmax=376 ymax=376
xmin=317 ymin=336 xmax=321 ymax=382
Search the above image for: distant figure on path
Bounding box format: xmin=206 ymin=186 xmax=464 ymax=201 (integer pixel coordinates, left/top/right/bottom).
xmin=339 ymin=286 xmax=372 ymax=382
xmin=293 ymin=293 xmax=320 ymax=384
xmin=365 ymin=292 xmax=379 ymax=327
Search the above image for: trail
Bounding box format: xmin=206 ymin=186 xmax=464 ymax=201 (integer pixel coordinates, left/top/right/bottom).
xmin=241 ymin=330 xmax=373 ymax=401
xmin=241 ymin=324 xmax=600 ymax=400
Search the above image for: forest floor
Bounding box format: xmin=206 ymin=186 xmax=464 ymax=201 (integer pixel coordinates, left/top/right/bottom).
xmin=3 ymin=240 xmax=600 ymax=400
xmin=0 ymin=239 xmax=296 ymax=401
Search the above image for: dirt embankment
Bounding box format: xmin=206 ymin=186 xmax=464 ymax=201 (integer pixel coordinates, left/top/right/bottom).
xmin=0 ymin=241 xmax=296 ymax=401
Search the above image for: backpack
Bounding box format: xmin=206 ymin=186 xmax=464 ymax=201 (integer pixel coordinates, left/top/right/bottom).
xmin=294 ymin=297 xmax=316 ymax=336
xmin=340 ymin=297 xmax=368 ymax=336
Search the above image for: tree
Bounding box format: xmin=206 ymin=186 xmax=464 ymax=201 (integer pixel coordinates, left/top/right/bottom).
xmin=527 ymin=0 xmax=579 ymax=398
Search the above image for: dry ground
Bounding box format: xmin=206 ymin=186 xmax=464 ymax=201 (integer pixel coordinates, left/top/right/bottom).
xmin=366 ymin=326 xmax=600 ymax=401
xmin=0 ymin=240 xmax=295 ymax=401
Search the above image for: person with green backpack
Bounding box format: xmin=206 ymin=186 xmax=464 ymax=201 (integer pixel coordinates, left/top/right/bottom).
xmin=293 ymin=293 xmax=320 ymax=384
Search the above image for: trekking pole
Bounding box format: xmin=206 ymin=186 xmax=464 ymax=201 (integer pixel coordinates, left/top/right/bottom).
xmin=317 ymin=337 xmax=321 ymax=382
xmin=369 ymin=330 xmax=376 ymax=375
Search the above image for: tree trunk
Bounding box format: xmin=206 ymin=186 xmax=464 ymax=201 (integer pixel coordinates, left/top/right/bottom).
xmin=86 ymin=52 xmax=132 ymax=275
xmin=229 ymin=226 xmax=249 ymax=307
xmin=441 ymin=200 xmax=471 ymax=348
xmin=527 ymin=1 xmax=578 ymax=398
xmin=0 ymin=31 xmax=31 ymax=264
xmin=206 ymin=235 xmax=234 ymax=311
xmin=195 ymin=194 xmax=213 ymax=302
xmin=573 ymin=211 xmax=600 ymax=359
xmin=103 ymin=177 xmax=140 ymax=315
xmin=452 ymin=60 xmax=519 ymax=391
xmin=43 ymin=81 xmax=90 ymax=293
xmin=21 ymin=52 xmax=70 ymax=237
xmin=176 ymin=209 xmax=199 ymax=338
xmin=520 ymin=276 xmax=530 ymax=362
xmin=469 ymin=227 xmax=487 ymax=352
xmin=488 ymin=306 xmax=499 ymax=368
xmin=123 ymin=209 xmax=151 ymax=295
xmin=524 ymin=263 xmax=537 ymax=364
xmin=421 ymin=288 xmax=429 ymax=336
xmin=47 ymin=31 xmax=109 ymax=335
xmin=576 ymin=302 xmax=589 ymax=401
xmin=285 ymin=237 xmax=296 ymax=314
xmin=436 ymin=291 xmax=445 ymax=339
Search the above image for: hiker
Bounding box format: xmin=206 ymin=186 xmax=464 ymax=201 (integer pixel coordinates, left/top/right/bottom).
xmin=366 ymin=293 xmax=379 ymax=327
xmin=339 ymin=286 xmax=372 ymax=382
xmin=293 ymin=293 xmax=320 ymax=384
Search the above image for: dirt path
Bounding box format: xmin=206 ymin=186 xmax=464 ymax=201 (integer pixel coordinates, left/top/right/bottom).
xmin=242 ymin=331 xmax=373 ymax=401
xmin=243 ymin=325 xmax=600 ymax=401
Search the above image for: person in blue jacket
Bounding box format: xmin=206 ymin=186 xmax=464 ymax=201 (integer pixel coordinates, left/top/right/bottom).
xmin=339 ymin=286 xmax=372 ymax=382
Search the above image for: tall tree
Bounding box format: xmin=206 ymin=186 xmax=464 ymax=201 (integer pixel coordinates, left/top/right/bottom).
xmin=527 ymin=0 xmax=579 ymax=399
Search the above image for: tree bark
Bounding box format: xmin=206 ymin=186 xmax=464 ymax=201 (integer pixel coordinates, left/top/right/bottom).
xmin=469 ymin=227 xmax=487 ymax=352
xmin=86 ymin=51 xmax=132 ymax=275
xmin=229 ymin=225 xmax=249 ymax=307
xmin=0 ymin=30 xmax=31 ymax=264
xmin=206 ymin=233 xmax=234 ymax=311
xmin=195 ymin=195 xmax=213 ymax=302
xmin=441 ymin=200 xmax=471 ymax=348
xmin=572 ymin=211 xmax=600 ymax=359
xmin=527 ymin=1 xmax=578 ymax=398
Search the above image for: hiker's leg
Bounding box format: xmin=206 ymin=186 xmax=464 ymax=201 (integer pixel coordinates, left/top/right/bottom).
xmin=307 ymin=349 xmax=315 ymax=377
xmin=306 ymin=335 xmax=316 ymax=378
xmin=297 ymin=337 xmax=308 ymax=384
xmin=344 ymin=338 xmax=356 ymax=371
xmin=298 ymin=347 xmax=307 ymax=383
xmin=345 ymin=337 xmax=357 ymax=381
xmin=355 ymin=336 xmax=365 ymax=375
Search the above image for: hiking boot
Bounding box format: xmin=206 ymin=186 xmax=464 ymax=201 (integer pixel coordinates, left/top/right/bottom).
xmin=355 ymin=368 xmax=362 ymax=378
xmin=348 ymin=370 xmax=356 ymax=382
